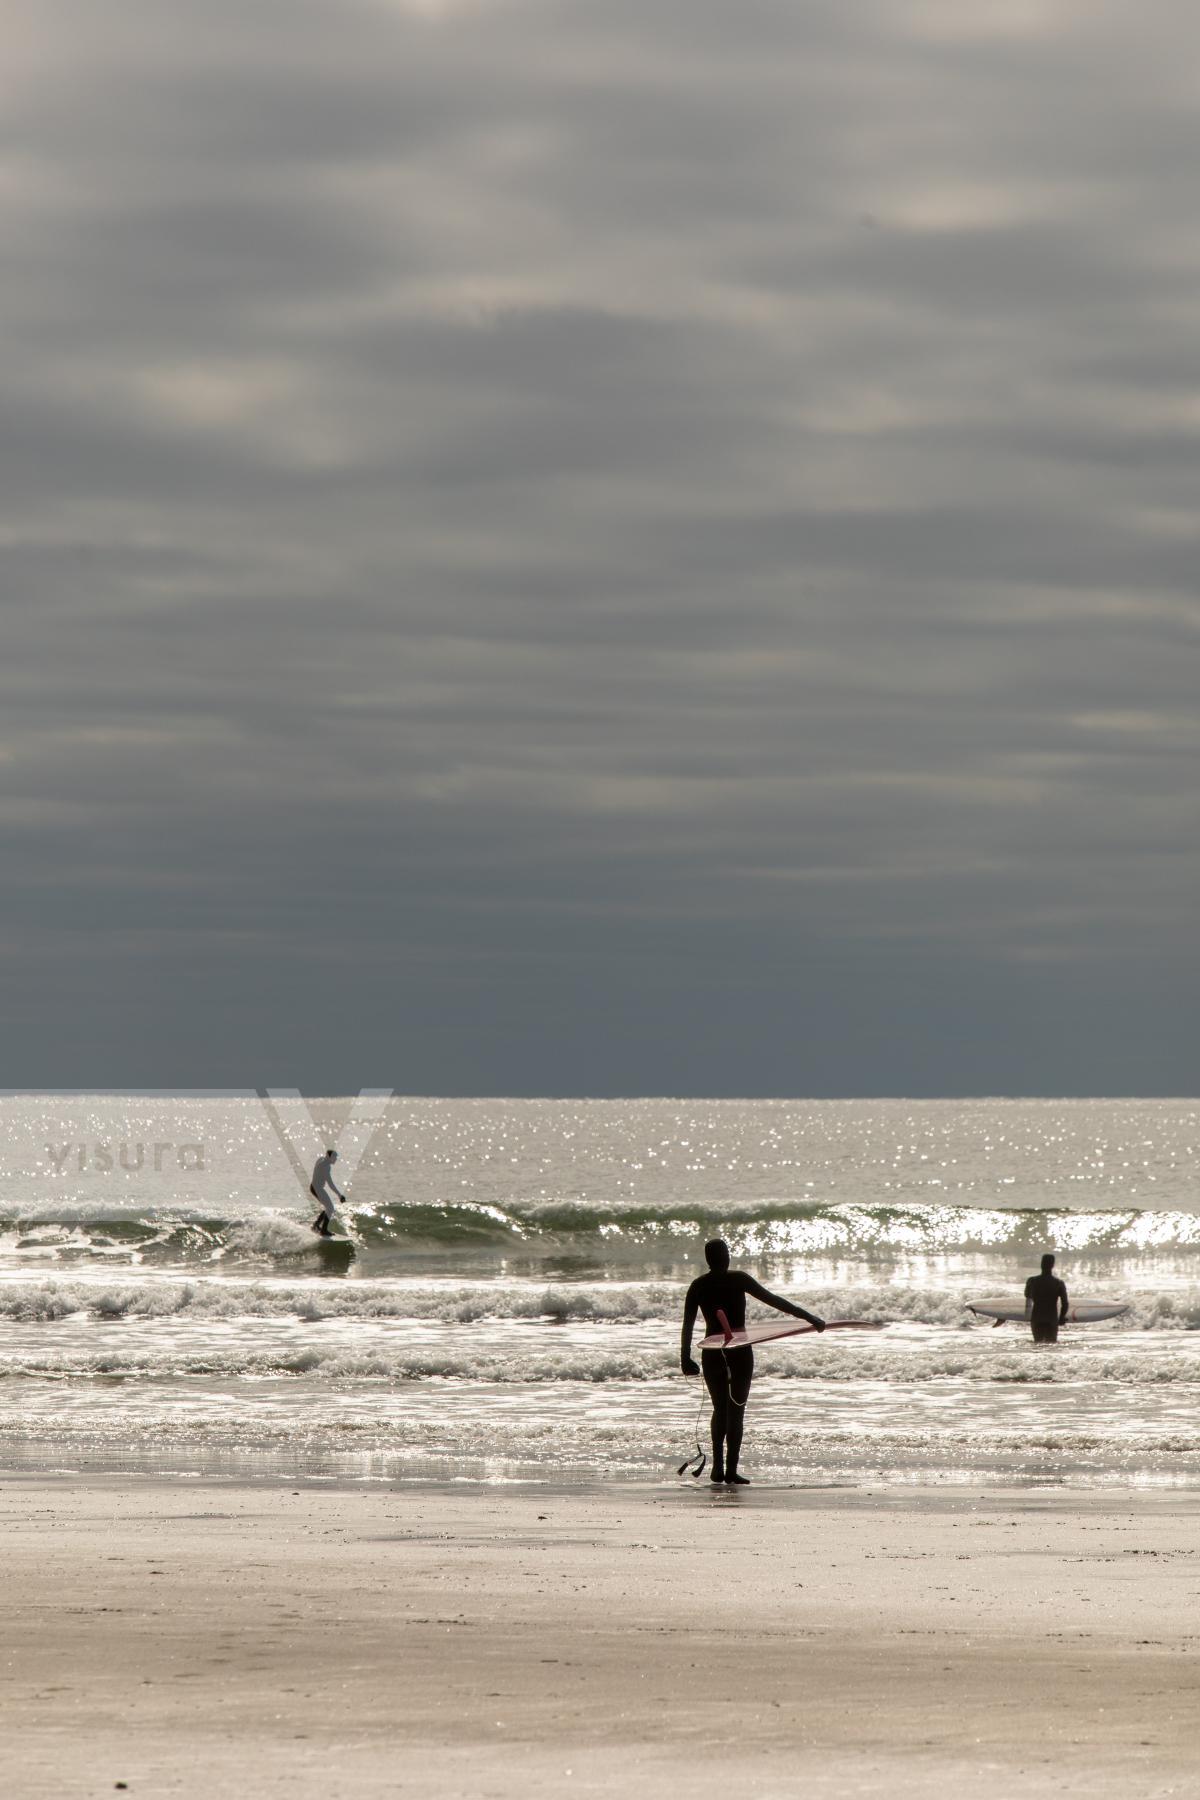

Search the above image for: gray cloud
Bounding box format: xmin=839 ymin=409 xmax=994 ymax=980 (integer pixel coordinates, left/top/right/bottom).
xmin=2 ymin=0 xmax=1199 ymax=1092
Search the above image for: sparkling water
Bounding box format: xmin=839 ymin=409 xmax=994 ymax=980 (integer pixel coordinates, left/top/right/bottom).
xmin=2 ymin=1096 xmax=1198 ymax=1488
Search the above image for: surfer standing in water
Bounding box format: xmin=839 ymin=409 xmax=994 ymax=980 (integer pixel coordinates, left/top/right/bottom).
xmin=1024 ymin=1252 xmax=1069 ymax=1343
xmin=680 ymin=1239 xmax=825 ymax=1485
xmin=309 ymin=1149 xmax=346 ymax=1237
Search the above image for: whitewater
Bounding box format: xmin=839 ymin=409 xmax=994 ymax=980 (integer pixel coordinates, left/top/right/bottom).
xmin=2 ymin=1095 xmax=1198 ymax=1487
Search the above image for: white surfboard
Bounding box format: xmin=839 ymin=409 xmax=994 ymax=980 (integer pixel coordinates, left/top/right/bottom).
xmin=698 ymin=1319 xmax=884 ymax=1350
xmin=966 ymin=1300 xmax=1128 ymax=1325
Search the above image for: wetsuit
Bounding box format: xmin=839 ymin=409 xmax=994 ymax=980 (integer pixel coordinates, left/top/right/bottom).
xmin=681 ymin=1271 xmax=823 ymax=1480
xmin=1024 ymin=1271 xmax=1068 ymax=1343
xmin=309 ymin=1155 xmax=343 ymax=1235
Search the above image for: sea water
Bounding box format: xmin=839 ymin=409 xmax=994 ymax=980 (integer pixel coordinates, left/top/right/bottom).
xmin=2 ymin=1096 xmax=1198 ymax=1488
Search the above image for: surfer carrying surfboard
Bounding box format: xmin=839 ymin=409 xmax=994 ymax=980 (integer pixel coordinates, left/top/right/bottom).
xmin=309 ymin=1149 xmax=346 ymax=1237
xmin=1024 ymin=1253 xmax=1069 ymax=1344
xmin=680 ymin=1239 xmax=825 ymax=1486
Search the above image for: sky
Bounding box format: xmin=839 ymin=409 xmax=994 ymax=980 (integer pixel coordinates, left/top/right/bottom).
xmin=2 ymin=0 xmax=1198 ymax=1095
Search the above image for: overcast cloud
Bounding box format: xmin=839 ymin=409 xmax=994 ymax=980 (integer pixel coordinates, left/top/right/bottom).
xmin=2 ymin=0 xmax=1198 ymax=1093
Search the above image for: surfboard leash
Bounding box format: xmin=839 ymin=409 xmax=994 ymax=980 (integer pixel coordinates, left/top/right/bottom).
xmin=716 ymin=1310 xmax=747 ymax=1411
xmin=676 ymin=1350 xmax=748 ymax=1477
xmin=677 ymin=1310 xmax=752 ymax=1477
xmin=677 ymin=1387 xmax=707 ymax=1478
xmin=721 ymin=1347 xmax=747 ymax=1406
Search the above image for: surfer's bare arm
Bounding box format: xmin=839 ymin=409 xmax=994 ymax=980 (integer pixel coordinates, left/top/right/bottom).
xmin=680 ymin=1287 xmax=700 ymax=1374
xmin=1059 ymin=1282 xmax=1069 ymax=1323
xmin=742 ymin=1276 xmax=825 ymax=1331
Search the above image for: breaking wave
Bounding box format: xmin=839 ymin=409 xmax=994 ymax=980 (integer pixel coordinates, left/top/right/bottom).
xmin=0 ymin=1275 xmax=1185 ymax=1329
xmin=6 ymin=1199 xmax=1200 ymax=1269
xmin=2 ymin=1333 xmax=1199 ymax=1386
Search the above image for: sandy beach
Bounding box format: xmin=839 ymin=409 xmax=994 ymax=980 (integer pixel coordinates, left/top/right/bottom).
xmin=5 ymin=1474 xmax=1197 ymax=1798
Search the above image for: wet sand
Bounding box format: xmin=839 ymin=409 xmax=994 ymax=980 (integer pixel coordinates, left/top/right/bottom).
xmin=5 ymin=1475 xmax=1198 ymax=1797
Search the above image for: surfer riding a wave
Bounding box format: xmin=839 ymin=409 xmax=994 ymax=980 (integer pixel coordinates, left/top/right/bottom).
xmin=681 ymin=1239 xmax=825 ymax=1486
xmin=309 ymin=1149 xmax=347 ymax=1238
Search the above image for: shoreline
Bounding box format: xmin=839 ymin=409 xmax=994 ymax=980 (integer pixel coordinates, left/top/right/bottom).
xmin=6 ymin=1473 xmax=1199 ymax=1797
xmin=7 ymin=1431 xmax=1200 ymax=1497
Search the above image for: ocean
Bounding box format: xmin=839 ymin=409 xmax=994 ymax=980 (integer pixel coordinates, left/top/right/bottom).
xmin=3 ymin=1095 xmax=1199 ymax=1489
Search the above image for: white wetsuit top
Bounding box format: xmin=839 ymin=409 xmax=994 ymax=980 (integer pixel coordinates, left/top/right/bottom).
xmin=310 ymin=1155 xmax=339 ymax=1212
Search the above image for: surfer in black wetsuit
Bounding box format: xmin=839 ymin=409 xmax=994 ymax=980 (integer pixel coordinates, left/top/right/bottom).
xmin=680 ymin=1239 xmax=825 ymax=1486
xmin=1024 ymin=1253 xmax=1069 ymax=1343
